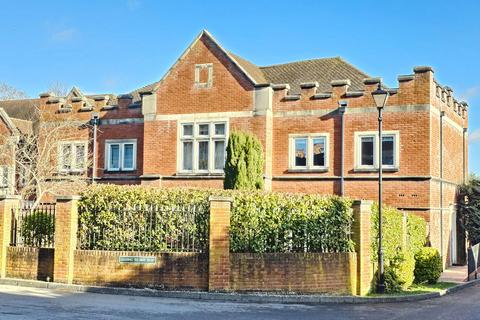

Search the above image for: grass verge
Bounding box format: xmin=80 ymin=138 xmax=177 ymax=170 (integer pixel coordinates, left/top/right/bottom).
xmin=368 ymin=282 xmax=457 ymax=297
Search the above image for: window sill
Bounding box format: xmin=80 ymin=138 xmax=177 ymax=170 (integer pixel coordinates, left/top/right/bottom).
xmin=353 ymin=167 xmax=399 ymax=173
xmin=288 ymin=168 xmax=329 ymax=173
xmin=104 ymin=169 xmax=136 ymax=174
xmin=173 ymin=173 xmax=225 ymax=179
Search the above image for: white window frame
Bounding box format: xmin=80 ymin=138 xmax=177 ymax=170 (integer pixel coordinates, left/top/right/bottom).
xmin=177 ymin=120 xmax=228 ymax=174
xmin=354 ymin=131 xmax=400 ymax=170
xmin=58 ymin=141 xmax=88 ymax=173
xmin=105 ymin=139 xmax=137 ymax=171
xmin=0 ymin=165 xmax=13 ymax=190
xmin=194 ymin=63 xmax=213 ymax=88
xmin=288 ymin=133 xmax=330 ymax=171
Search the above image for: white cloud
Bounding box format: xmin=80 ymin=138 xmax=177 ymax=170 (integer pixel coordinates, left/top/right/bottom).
xmin=460 ymin=86 xmax=480 ymax=101
xmin=51 ymin=28 xmax=77 ymax=42
xmin=470 ymin=129 xmax=480 ymax=144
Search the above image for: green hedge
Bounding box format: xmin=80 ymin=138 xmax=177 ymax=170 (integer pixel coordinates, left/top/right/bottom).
xmin=414 ymin=247 xmax=442 ymax=284
xmin=371 ymin=204 xmax=426 ymax=291
xmin=20 ymin=211 xmax=55 ymax=247
xmin=78 ymin=185 xmax=355 ymax=253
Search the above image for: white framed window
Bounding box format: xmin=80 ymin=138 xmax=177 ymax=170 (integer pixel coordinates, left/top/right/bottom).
xmin=194 ymin=63 xmax=213 ymax=88
xmin=178 ymin=121 xmax=227 ymax=174
xmin=105 ymin=139 xmax=137 ymax=171
xmin=288 ymin=133 xmax=329 ymax=170
xmin=0 ymin=166 xmax=12 ymax=189
xmin=58 ymin=141 xmax=88 ymax=173
xmin=354 ymin=131 xmax=400 ymax=170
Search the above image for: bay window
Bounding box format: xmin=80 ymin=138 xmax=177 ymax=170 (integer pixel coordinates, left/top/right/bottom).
xmin=179 ymin=121 xmax=227 ymax=174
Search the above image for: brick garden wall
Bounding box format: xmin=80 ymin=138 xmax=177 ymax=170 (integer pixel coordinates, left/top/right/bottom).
xmin=73 ymin=250 xmax=208 ymax=289
xmin=230 ymin=253 xmax=356 ymax=294
xmin=6 ymin=247 xmax=54 ymax=281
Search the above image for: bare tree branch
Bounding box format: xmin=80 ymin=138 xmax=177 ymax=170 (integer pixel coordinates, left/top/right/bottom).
xmin=0 ymin=83 xmax=28 ymax=100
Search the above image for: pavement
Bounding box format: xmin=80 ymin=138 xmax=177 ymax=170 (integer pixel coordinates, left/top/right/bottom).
xmin=440 ymin=265 xmax=468 ymax=283
xmin=0 ymin=283 xmax=479 ymax=320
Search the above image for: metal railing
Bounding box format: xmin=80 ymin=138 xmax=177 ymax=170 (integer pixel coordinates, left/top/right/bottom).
xmin=10 ymin=202 xmax=56 ymax=248
xmin=77 ymin=204 xmax=209 ymax=253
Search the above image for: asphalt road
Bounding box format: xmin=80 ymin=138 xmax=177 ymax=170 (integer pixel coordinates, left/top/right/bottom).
xmin=0 ymin=284 xmax=478 ymax=320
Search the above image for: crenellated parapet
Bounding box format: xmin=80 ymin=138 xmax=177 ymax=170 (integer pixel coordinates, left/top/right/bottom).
xmin=433 ymin=80 xmax=468 ymax=123
xmin=268 ymin=65 xmax=468 ymax=124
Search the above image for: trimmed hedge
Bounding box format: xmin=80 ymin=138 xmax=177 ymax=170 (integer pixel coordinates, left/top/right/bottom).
xmin=414 ymin=247 xmax=442 ymax=284
xmin=371 ymin=204 xmax=426 ymax=291
xmin=78 ymin=185 xmax=355 ymax=253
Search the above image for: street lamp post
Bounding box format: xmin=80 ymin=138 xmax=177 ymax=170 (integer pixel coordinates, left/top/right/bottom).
xmin=371 ymin=82 xmax=389 ymax=294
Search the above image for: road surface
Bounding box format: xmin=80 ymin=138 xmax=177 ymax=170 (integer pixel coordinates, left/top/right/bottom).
xmin=0 ymin=283 xmax=478 ymax=319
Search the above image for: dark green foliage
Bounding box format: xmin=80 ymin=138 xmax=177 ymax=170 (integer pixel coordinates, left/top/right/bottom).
xmin=20 ymin=211 xmax=55 ymax=247
xmin=414 ymin=247 xmax=442 ymax=284
xmin=224 ymin=130 xmax=264 ymax=190
xmin=78 ymin=185 xmax=355 ymax=253
xmin=458 ymin=174 xmax=480 ymax=245
xmin=377 ymin=266 xmax=403 ymax=293
xmin=371 ymin=204 xmax=426 ymax=291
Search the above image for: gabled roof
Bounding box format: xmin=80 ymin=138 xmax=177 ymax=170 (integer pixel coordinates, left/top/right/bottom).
xmin=0 ymin=107 xmax=20 ymax=136
xmin=130 ymin=29 xmax=370 ymax=97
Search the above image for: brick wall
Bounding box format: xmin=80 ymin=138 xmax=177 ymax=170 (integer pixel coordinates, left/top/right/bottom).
xmin=6 ymin=247 xmax=54 ymax=281
xmin=230 ymin=253 xmax=356 ymax=294
xmin=73 ymin=250 xmax=208 ymax=289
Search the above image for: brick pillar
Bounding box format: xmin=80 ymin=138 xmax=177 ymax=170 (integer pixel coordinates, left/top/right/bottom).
xmin=352 ymin=200 xmax=373 ymax=296
xmin=208 ymin=196 xmax=232 ymax=292
xmin=0 ymin=195 xmax=20 ymax=278
xmin=54 ymin=195 xmax=80 ymax=284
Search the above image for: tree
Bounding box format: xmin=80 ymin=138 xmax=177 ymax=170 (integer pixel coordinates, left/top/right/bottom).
xmin=458 ymin=174 xmax=480 ymax=245
xmin=0 ymin=83 xmax=28 ymax=100
xmin=47 ymin=82 xmax=69 ymax=97
xmin=224 ymin=130 xmax=264 ymax=190
xmin=0 ymin=106 xmax=93 ymax=206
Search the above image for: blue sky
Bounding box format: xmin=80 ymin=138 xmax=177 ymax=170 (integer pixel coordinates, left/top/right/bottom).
xmin=0 ymin=0 xmax=478 ymax=174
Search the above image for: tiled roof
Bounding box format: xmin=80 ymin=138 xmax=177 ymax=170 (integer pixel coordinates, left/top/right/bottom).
xmin=0 ymin=99 xmax=40 ymax=121
xmin=259 ymin=57 xmax=369 ymax=94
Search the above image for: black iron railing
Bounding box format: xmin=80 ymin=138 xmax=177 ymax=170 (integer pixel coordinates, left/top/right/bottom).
xmin=10 ymin=202 xmax=56 ymax=248
xmin=77 ymin=204 xmax=209 ymax=253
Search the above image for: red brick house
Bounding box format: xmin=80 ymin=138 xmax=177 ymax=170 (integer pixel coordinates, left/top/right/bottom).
xmin=0 ymin=30 xmax=469 ymax=266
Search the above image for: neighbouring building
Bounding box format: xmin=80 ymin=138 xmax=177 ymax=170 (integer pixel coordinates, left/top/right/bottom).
xmin=0 ymin=30 xmax=469 ymax=266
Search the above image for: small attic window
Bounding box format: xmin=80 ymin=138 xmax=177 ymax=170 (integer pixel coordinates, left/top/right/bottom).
xmin=194 ymin=63 xmax=213 ymax=88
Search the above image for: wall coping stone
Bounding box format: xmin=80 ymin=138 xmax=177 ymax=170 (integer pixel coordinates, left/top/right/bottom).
xmin=56 ymin=195 xmax=81 ymax=201
xmin=413 ymin=66 xmax=434 ymax=73
xmin=0 ymin=195 xmax=21 ymax=200
xmin=331 ymin=79 xmax=351 ymax=87
xmin=208 ymin=196 xmax=233 ymax=203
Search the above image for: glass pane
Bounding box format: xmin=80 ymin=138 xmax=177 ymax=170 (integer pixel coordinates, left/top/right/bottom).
xmin=313 ymin=137 xmax=325 ymax=167
xmin=2 ymin=168 xmax=8 ymax=186
xmin=109 ymin=144 xmax=120 ymax=169
xmin=62 ymin=144 xmax=72 ymax=170
xmin=183 ymin=141 xmax=193 ymax=170
xmin=214 ymin=140 xmax=225 ymax=170
xmin=183 ymin=124 xmax=193 ymax=136
xmin=198 ymin=141 xmax=209 ymax=170
xmin=198 ymin=124 xmax=209 ymax=136
xmin=75 ymin=144 xmax=85 ymax=170
xmin=382 ymin=136 xmax=394 ymax=166
xmin=215 ymin=123 xmax=225 ymax=136
xmin=294 ymin=138 xmax=307 ymax=167
xmin=123 ymin=144 xmax=134 ymax=169
xmin=361 ymin=137 xmax=374 ymax=166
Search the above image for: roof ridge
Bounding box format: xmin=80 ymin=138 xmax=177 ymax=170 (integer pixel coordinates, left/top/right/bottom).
xmin=259 ymin=56 xmax=341 ymax=69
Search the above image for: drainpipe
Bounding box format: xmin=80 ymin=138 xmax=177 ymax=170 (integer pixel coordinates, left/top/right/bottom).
xmin=440 ymin=111 xmax=445 ymax=261
xmin=338 ymin=101 xmax=348 ymax=196
xmin=91 ymin=112 xmax=99 ymax=184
